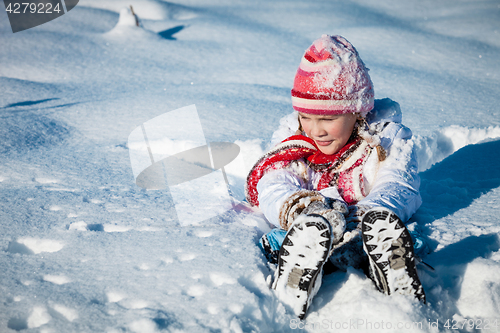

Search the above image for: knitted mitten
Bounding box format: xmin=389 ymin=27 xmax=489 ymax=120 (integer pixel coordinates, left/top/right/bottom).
xmin=279 ymin=190 xmax=347 ymax=244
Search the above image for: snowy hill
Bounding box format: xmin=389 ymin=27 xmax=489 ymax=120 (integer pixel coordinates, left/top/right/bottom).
xmin=1 ymin=0 xmax=500 ymax=332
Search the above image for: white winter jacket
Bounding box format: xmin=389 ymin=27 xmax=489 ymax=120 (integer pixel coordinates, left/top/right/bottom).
xmin=255 ymin=99 xmax=422 ymax=228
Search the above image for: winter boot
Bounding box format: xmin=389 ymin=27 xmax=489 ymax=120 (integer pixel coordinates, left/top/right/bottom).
xmin=361 ymin=207 xmax=426 ymax=302
xmin=259 ymin=229 xmax=287 ymax=264
xmin=272 ymin=214 xmax=333 ymax=319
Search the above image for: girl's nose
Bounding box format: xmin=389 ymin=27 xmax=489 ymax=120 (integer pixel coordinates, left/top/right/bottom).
xmin=310 ymin=122 xmax=327 ymax=137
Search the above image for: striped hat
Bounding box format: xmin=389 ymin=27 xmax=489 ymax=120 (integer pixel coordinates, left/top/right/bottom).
xmin=291 ymin=35 xmax=374 ymax=116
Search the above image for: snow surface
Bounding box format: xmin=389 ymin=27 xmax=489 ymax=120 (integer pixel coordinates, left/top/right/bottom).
xmin=1 ymin=0 xmax=500 ymax=332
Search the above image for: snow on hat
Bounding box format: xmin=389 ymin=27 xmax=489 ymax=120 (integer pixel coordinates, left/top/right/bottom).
xmin=291 ymin=35 xmax=374 ymax=116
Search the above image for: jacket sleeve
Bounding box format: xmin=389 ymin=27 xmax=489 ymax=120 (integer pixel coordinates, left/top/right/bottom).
xmin=358 ymin=122 xmax=422 ymax=222
xmin=256 ymin=168 xmax=306 ymax=228
xmin=256 ymin=163 xmax=345 ymax=228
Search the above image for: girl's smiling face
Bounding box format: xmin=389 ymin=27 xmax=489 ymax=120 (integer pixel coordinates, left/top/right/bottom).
xmin=298 ymin=112 xmax=358 ymax=155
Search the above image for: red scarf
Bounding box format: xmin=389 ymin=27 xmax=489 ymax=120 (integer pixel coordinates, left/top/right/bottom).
xmin=245 ymin=134 xmax=370 ymax=206
xmin=299 ymin=135 xmax=361 ymax=166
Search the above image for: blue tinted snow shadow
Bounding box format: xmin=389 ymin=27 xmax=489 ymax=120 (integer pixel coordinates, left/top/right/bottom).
xmin=417 ymin=138 xmax=500 ymax=223
xmin=158 ymin=25 xmax=185 ymax=40
xmin=412 ymin=138 xmax=500 ymax=257
xmin=424 ymin=233 xmax=499 ymax=302
xmin=152 ymin=310 xmax=182 ymax=331
xmin=7 ymin=316 xmax=28 ymax=331
xmin=410 ymin=137 xmax=500 ymax=302
xmin=3 ymin=98 xmax=60 ymax=108
xmin=429 ymin=233 xmax=500 ymax=267
xmin=0 ymin=113 xmax=71 ymax=153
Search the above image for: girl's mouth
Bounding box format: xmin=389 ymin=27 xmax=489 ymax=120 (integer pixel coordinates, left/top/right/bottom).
xmin=315 ymin=140 xmax=333 ymax=146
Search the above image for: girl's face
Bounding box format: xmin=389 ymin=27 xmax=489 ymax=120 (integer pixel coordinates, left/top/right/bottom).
xmin=298 ymin=112 xmax=358 ymax=155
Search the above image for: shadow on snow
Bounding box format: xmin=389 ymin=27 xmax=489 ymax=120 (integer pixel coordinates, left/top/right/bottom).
xmin=412 ymin=138 xmax=500 ymax=308
xmin=417 ymin=138 xmax=500 ymax=224
xmin=158 ymin=25 xmax=185 ymax=40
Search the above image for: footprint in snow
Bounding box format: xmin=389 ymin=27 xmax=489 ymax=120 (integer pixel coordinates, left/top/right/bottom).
xmin=120 ymin=299 xmax=149 ymax=309
xmin=43 ymin=274 xmax=71 ymax=285
xmin=7 ymin=237 xmax=64 ymax=255
xmin=43 ymin=205 xmax=63 ymax=211
xmin=8 ymin=306 xmax=51 ymax=331
xmin=34 ymin=178 xmax=59 ymax=184
xmin=178 ymin=253 xmax=197 ymax=261
xmin=103 ymin=224 xmax=132 ymax=232
xmin=162 ymin=257 xmax=174 ymax=264
xmin=209 ymin=272 xmax=236 ymax=286
xmin=186 ymin=284 xmax=206 ymax=297
xmin=82 ymin=197 xmax=103 ymax=204
xmin=68 ymin=221 xmax=105 ymax=232
xmin=193 ymin=229 xmax=214 ymax=238
xmin=50 ymin=304 xmax=78 ymax=322
xmin=105 ymin=203 xmax=125 ymax=213
xmin=106 ymin=291 xmax=126 ymax=303
xmin=68 ymin=221 xmax=88 ymax=231
xmin=207 ymin=304 xmax=219 ymax=315
xmin=7 ymin=316 xmax=28 ymax=331
xmin=136 ymin=263 xmax=150 ymax=270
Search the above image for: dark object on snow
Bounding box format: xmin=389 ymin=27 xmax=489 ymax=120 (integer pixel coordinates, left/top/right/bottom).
xmin=273 ymin=215 xmax=333 ymax=320
xmin=362 ymin=208 xmax=426 ymax=303
xmin=130 ymin=6 xmax=140 ymax=27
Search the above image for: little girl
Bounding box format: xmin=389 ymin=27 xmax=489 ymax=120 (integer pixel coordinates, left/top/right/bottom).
xmin=245 ymin=35 xmax=425 ymax=319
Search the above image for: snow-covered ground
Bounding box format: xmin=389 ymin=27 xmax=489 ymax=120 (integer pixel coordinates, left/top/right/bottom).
xmin=1 ymin=0 xmax=500 ymax=332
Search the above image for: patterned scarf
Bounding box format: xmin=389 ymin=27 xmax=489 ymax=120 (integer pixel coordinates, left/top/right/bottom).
xmin=245 ymin=134 xmax=373 ymax=206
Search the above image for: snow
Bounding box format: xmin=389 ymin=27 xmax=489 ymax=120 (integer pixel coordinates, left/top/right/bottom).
xmin=1 ymin=0 xmax=500 ymax=332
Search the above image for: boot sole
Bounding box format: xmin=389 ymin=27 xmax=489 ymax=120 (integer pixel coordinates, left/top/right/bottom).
xmin=361 ymin=208 xmax=426 ymax=302
xmin=273 ymin=214 xmax=332 ymax=319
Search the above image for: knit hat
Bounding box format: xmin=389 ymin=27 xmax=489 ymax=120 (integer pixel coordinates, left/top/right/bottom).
xmin=291 ymin=35 xmax=374 ymax=117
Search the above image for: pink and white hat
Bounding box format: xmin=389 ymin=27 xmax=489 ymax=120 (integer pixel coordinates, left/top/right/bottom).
xmin=291 ymin=35 xmax=374 ymax=116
